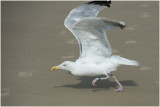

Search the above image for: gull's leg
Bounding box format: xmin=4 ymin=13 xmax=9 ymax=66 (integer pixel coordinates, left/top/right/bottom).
xmin=110 ymin=74 xmax=123 ymax=92
xmin=92 ymin=75 xmax=109 ymax=86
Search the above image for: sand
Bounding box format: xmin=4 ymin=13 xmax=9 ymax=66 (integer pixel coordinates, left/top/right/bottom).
xmin=1 ymin=1 xmax=159 ymax=106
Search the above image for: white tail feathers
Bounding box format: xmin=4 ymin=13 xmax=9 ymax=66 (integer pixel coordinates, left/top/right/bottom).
xmin=111 ymin=55 xmax=139 ymax=66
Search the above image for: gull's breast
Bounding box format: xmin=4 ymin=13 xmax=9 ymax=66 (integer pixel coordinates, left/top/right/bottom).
xmin=72 ymin=63 xmax=106 ymax=76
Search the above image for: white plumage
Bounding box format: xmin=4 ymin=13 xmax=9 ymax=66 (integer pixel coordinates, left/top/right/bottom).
xmin=51 ymin=1 xmax=139 ymax=92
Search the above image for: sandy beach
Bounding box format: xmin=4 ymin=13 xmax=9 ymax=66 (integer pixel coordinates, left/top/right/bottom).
xmin=1 ymin=1 xmax=159 ymax=106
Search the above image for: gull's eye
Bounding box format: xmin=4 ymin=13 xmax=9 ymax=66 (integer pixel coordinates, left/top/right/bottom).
xmin=63 ymin=64 xmax=66 ymax=66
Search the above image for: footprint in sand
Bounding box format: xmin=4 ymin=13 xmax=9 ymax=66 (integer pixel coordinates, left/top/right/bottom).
xmin=154 ymin=81 xmax=158 ymax=84
xmin=112 ymin=49 xmax=119 ymax=54
xmin=67 ymin=39 xmax=78 ymax=45
xmin=140 ymin=4 xmax=150 ymax=8
xmin=60 ymin=55 xmax=75 ymax=59
xmin=1 ymin=88 xmax=11 ymax=97
xmin=18 ymin=72 xmax=33 ymax=78
xmin=60 ymin=30 xmax=68 ymax=36
xmin=125 ymin=40 xmax=137 ymax=45
xmin=61 ymin=52 xmax=75 ymax=60
xmin=140 ymin=12 xmax=151 ymax=18
xmin=140 ymin=66 xmax=152 ymax=71
xmin=125 ymin=25 xmax=137 ymax=31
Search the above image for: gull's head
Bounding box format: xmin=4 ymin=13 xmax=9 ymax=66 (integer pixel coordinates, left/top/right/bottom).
xmin=51 ymin=61 xmax=74 ymax=71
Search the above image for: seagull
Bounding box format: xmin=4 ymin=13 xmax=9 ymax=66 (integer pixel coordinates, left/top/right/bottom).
xmin=51 ymin=1 xmax=139 ymax=92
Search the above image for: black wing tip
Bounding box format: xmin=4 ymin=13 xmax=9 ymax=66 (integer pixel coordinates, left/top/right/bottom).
xmin=119 ymin=22 xmax=126 ymax=29
xmin=87 ymin=1 xmax=111 ymax=7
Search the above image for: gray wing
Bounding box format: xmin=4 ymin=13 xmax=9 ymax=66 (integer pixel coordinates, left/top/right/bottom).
xmin=64 ymin=1 xmax=111 ymax=57
xmin=72 ymin=17 xmax=126 ymax=59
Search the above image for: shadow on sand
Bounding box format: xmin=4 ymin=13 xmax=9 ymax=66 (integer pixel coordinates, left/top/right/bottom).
xmin=54 ymin=76 xmax=138 ymax=91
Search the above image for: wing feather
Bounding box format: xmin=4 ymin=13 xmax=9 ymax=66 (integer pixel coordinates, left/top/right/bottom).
xmin=64 ymin=1 xmax=110 ymax=57
xmin=72 ymin=17 xmax=126 ymax=59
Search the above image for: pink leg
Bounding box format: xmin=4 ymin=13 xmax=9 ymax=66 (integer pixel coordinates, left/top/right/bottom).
xmin=112 ymin=75 xmax=123 ymax=92
xmin=92 ymin=76 xmax=109 ymax=86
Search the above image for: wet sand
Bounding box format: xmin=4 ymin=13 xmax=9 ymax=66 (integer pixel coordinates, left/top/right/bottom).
xmin=1 ymin=1 xmax=159 ymax=106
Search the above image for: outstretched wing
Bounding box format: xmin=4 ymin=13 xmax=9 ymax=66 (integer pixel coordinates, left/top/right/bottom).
xmin=72 ymin=17 xmax=126 ymax=59
xmin=64 ymin=1 xmax=111 ymax=57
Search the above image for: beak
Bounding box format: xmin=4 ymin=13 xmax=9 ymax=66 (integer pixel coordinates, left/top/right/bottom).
xmin=51 ymin=66 xmax=60 ymax=71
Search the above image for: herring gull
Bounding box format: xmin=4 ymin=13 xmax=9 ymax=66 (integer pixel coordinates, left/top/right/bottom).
xmin=51 ymin=1 xmax=139 ymax=92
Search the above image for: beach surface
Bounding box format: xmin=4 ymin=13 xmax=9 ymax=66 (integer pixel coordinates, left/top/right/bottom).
xmin=1 ymin=1 xmax=159 ymax=106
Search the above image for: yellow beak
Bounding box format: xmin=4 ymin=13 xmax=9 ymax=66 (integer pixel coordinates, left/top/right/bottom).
xmin=51 ymin=66 xmax=60 ymax=70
